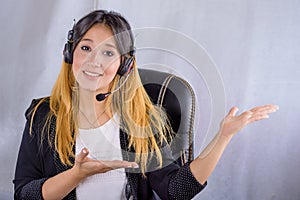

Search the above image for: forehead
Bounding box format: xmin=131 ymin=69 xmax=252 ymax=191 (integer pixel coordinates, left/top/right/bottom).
xmin=81 ymin=23 xmax=116 ymax=45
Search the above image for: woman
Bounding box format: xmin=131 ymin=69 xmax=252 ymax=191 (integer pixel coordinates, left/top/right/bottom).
xmin=13 ymin=10 xmax=278 ymax=200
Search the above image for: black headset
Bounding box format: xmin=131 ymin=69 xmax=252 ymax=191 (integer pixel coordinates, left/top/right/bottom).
xmin=63 ymin=29 xmax=74 ymax=64
xmin=63 ymin=26 xmax=135 ymax=77
xmin=117 ymin=48 xmax=135 ymax=76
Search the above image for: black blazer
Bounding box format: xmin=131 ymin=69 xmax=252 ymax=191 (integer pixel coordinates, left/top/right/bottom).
xmin=13 ymin=98 xmax=205 ymax=200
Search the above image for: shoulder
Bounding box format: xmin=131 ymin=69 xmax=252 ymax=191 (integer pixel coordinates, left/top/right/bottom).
xmin=25 ymin=96 xmax=50 ymax=121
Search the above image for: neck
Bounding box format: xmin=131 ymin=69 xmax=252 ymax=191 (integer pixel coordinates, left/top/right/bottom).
xmin=78 ymin=88 xmax=110 ymax=129
xmin=79 ymin=88 xmax=106 ymax=113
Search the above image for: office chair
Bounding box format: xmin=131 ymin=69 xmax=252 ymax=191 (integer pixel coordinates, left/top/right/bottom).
xmin=139 ymin=68 xmax=196 ymax=166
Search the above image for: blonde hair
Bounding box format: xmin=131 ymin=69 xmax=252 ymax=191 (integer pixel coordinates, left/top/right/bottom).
xmin=30 ymin=60 xmax=171 ymax=175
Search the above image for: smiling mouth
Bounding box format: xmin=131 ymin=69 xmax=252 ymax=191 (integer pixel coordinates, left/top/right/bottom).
xmin=83 ymin=71 xmax=102 ymax=77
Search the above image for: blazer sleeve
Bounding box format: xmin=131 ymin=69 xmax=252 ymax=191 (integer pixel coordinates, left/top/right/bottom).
xmin=13 ymin=99 xmax=50 ymax=200
xmin=148 ymin=145 xmax=206 ymax=200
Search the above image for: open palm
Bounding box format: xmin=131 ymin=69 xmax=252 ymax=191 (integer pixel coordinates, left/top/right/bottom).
xmin=73 ymin=148 xmax=138 ymax=179
xmin=220 ymin=104 xmax=279 ymax=138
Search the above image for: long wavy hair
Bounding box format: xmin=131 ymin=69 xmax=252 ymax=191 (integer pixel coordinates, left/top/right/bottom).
xmin=31 ymin=10 xmax=171 ymax=175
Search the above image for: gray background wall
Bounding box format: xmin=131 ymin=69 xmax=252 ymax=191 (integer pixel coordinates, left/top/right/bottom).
xmin=0 ymin=0 xmax=299 ymax=199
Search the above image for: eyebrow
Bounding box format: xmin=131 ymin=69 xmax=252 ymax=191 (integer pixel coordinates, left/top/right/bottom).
xmin=80 ymin=38 xmax=117 ymax=49
xmin=81 ymin=38 xmax=93 ymax=42
xmin=105 ymin=43 xmax=117 ymax=48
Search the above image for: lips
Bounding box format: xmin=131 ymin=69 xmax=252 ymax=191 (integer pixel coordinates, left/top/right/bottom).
xmin=83 ymin=70 xmax=102 ymax=77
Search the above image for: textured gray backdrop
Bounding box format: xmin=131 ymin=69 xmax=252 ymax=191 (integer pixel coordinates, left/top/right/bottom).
xmin=0 ymin=0 xmax=299 ymax=199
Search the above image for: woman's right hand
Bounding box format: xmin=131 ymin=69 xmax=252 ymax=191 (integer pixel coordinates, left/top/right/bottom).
xmin=72 ymin=148 xmax=138 ymax=180
xmin=42 ymin=147 xmax=137 ymax=199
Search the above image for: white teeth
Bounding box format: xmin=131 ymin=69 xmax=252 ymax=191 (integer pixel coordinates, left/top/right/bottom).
xmin=83 ymin=71 xmax=101 ymax=77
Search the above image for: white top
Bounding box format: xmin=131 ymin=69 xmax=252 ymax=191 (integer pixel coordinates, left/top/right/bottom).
xmin=76 ymin=114 xmax=127 ymax=199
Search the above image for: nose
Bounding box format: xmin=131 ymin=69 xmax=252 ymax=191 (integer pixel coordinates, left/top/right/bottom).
xmin=85 ymin=49 xmax=103 ymax=68
xmin=94 ymin=61 xmax=101 ymax=68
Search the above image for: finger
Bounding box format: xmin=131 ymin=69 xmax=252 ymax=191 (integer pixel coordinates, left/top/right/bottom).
xmin=228 ymin=107 xmax=239 ymax=117
xmin=258 ymin=108 xmax=277 ymax=116
xmin=250 ymin=104 xmax=279 ymax=113
xmin=247 ymin=114 xmax=269 ymax=123
xmin=126 ymin=162 xmax=139 ymax=168
xmin=76 ymin=148 xmax=89 ymax=163
xmin=251 ymin=106 xmax=279 ymax=116
xmin=110 ymin=160 xmax=139 ymax=169
xmin=101 ymin=160 xmax=139 ymax=169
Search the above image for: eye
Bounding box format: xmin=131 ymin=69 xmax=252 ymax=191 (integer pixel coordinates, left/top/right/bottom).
xmin=81 ymin=46 xmax=91 ymax=52
xmin=103 ymin=51 xmax=114 ymax=57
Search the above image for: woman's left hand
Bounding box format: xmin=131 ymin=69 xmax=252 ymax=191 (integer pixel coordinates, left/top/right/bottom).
xmin=220 ymin=104 xmax=279 ymax=138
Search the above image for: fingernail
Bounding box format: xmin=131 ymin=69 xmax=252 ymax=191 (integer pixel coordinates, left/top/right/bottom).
xmin=82 ymin=149 xmax=87 ymax=154
xmin=132 ymin=163 xmax=139 ymax=168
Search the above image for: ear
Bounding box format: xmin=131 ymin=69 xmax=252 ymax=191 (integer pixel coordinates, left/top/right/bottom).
xmin=117 ymin=56 xmax=134 ymax=76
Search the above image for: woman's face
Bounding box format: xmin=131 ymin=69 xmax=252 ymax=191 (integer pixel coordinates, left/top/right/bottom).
xmin=72 ymin=23 xmax=121 ymax=92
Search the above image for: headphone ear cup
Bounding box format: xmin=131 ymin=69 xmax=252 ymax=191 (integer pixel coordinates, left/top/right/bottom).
xmin=63 ymin=29 xmax=74 ymax=64
xmin=63 ymin=42 xmax=73 ymax=64
xmin=118 ymin=56 xmax=134 ymax=76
